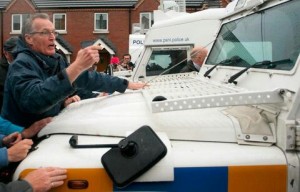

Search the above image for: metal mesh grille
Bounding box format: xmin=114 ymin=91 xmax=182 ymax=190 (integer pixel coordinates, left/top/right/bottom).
xmin=142 ymin=73 xmax=284 ymax=113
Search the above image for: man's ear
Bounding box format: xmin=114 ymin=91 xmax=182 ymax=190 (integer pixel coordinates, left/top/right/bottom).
xmin=24 ymin=34 xmax=33 ymax=45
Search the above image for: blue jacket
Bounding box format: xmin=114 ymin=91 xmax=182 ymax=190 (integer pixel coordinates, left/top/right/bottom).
xmin=0 ymin=116 xmax=23 ymax=135
xmin=2 ymin=37 xmax=128 ymax=127
xmin=0 ymin=117 xmax=23 ymax=168
xmin=0 ymin=134 xmax=8 ymax=168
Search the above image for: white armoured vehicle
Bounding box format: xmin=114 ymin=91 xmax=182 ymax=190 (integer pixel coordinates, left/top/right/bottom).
xmin=13 ymin=0 xmax=300 ymax=191
xmin=130 ymin=5 xmax=231 ymax=81
xmin=115 ymin=1 xmax=235 ymax=79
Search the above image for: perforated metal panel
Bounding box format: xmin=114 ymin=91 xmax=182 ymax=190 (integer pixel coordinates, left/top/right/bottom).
xmin=143 ymin=73 xmax=284 ymax=113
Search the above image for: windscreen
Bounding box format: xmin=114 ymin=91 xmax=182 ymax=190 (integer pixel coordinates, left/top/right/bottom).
xmin=206 ymin=1 xmax=300 ymax=71
xmin=146 ymin=48 xmax=188 ymax=76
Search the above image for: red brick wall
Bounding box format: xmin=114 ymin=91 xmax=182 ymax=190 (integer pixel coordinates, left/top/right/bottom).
xmin=132 ymin=0 xmax=160 ymax=24
xmin=51 ymin=0 xmax=160 ymax=62
xmin=0 ymin=0 xmax=183 ymax=62
xmin=40 ymin=9 xmax=132 ymax=61
xmin=221 ymin=0 xmax=231 ymax=7
xmin=1 ymin=0 xmax=35 ymax=54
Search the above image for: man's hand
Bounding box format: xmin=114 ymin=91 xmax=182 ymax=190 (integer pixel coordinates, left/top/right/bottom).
xmin=22 ymin=117 xmax=52 ymax=139
xmin=74 ymin=45 xmax=102 ymax=71
xmin=127 ymin=82 xmax=148 ymax=90
xmin=23 ymin=167 xmax=67 ymax=191
xmin=67 ymin=45 xmax=103 ymax=83
xmin=7 ymin=139 xmax=33 ymax=162
xmin=2 ymin=132 xmax=22 ymax=147
xmin=64 ymin=95 xmax=81 ymax=107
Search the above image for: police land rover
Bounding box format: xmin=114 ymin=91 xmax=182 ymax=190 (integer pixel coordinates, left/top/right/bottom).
xmin=13 ymin=0 xmax=300 ymax=191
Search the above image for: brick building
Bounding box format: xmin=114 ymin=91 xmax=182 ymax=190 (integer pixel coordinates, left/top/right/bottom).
xmin=0 ymin=0 xmax=226 ymax=71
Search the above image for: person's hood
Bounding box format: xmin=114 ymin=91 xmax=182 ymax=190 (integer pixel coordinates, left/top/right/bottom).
xmin=11 ymin=37 xmax=31 ymax=59
xmin=0 ymin=57 xmax=9 ymax=68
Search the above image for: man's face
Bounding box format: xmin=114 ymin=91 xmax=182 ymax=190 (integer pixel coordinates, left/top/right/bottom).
xmin=25 ymin=18 xmax=56 ymax=56
xmin=124 ymin=56 xmax=130 ymax=64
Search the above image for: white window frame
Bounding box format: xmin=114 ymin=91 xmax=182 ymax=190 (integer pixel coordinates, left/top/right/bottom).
xmin=94 ymin=13 xmax=109 ymax=33
xmin=140 ymin=12 xmax=152 ymax=32
xmin=11 ymin=14 xmax=30 ymax=34
xmin=53 ymin=13 xmax=67 ymax=33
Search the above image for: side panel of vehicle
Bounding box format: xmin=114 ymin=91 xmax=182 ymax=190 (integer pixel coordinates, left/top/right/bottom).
xmin=16 ymin=135 xmax=287 ymax=192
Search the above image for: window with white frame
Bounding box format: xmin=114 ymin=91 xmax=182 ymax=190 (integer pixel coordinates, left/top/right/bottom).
xmin=94 ymin=13 xmax=108 ymax=32
xmin=53 ymin=13 xmax=66 ymax=32
xmin=12 ymin=14 xmax=30 ymax=33
xmin=140 ymin=12 xmax=153 ymax=32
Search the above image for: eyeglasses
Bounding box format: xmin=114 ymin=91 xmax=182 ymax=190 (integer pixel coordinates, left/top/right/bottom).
xmin=30 ymin=30 xmax=59 ymax=37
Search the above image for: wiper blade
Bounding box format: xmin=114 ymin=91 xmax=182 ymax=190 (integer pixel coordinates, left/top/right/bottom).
xmin=251 ymin=59 xmax=291 ymax=69
xmin=204 ymin=56 xmax=242 ymax=78
xmin=228 ymin=59 xmax=291 ymax=84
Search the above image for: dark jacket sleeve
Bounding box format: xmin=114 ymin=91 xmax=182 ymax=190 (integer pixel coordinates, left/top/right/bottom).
xmin=73 ymin=88 xmax=99 ymax=99
xmin=0 ymin=180 xmax=33 ymax=192
xmin=8 ymin=59 xmax=75 ymax=114
xmin=74 ymin=71 xmax=128 ymax=94
xmin=7 ymin=52 xmax=127 ymax=115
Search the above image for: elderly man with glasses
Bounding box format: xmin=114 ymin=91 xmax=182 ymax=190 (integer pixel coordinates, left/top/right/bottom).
xmin=1 ymin=13 xmax=146 ymax=127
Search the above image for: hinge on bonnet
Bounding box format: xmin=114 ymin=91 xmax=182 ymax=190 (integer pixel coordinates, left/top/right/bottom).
xmin=286 ymin=121 xmax=299 ymax=151
xmin=235 ymin=122 xmax=276 ymax=146
xmin=296 ymin=124 xmax=300 ymax=151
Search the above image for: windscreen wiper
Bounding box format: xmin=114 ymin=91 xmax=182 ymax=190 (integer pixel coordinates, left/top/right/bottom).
xmin=204 ymin=56 xmax=242 ymax=78
xmin=251 ymin=59 xmax=291 ymax=69
xmin=228 ymin=59 xmax=291 ymax=84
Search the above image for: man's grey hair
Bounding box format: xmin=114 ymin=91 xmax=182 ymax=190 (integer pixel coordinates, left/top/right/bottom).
xmin=21 ymin=13 xmax=50 ymax=38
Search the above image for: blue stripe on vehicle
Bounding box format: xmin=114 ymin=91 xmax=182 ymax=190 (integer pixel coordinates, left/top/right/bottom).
xmin=114 ymin=167 xmax=228 ymax=191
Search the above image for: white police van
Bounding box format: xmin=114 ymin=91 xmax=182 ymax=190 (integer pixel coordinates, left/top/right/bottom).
xmin=113 ymin=1 xmax=234 ymax=79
